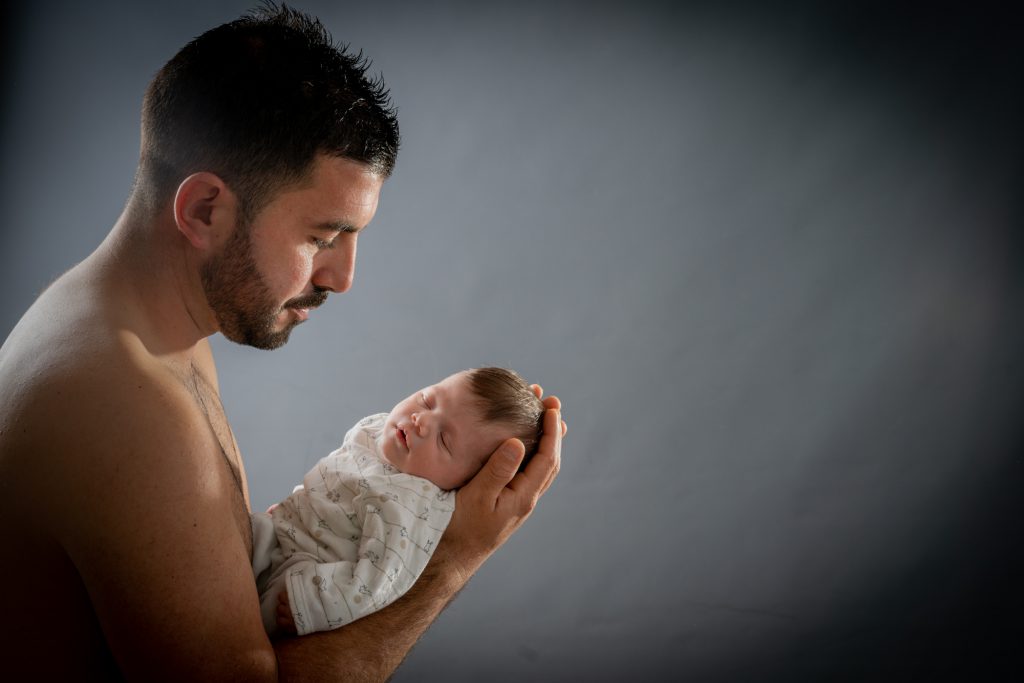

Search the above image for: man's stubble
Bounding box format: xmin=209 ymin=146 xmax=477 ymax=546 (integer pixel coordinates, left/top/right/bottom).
xmin=201 ymin=220 xmax=300 ymax=351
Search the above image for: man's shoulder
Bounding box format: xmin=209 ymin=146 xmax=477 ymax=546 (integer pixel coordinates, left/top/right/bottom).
xmin=0 ymin=286 xmax=234 ymax=549
xmin=3 ymin=267 xmax=174 ymax=406
xmin=2 ymin=305 xmax=215 ymax=486
xmin=6 ymin=318 xmax=190 ymax=421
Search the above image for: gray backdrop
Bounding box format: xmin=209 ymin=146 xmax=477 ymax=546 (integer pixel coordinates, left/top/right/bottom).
xmin=2 ymin=1 xmax=1022 ymax=680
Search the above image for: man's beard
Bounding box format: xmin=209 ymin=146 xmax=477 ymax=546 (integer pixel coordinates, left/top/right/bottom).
xmin=200 ymin=221 xmax=327 ymax=350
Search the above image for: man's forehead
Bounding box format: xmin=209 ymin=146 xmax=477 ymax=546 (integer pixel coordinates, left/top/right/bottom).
xmin=285 ymin=156 xmax=383 ymax=213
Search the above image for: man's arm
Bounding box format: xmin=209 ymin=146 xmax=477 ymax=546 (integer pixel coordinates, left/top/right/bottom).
xmin=45 ymin=367 xmax=280 ymax=681
xmin=51 ymin=355 xmax=560 ymax=681
xmin=273 ymin=539 xmax=463 ymax=682
xmin=272 ymin=400 xmax=565 ymax=681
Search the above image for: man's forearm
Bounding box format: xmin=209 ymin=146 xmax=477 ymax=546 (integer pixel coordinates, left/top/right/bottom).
xmin=273 ymin=544 xmax=470 ymax=682
xmin=271 ymin=417 xmax=562 ymax=682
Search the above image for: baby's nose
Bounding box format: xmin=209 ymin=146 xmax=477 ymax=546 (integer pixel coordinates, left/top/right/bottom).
xmin=411 ymin=412 xmax=426 ymax=436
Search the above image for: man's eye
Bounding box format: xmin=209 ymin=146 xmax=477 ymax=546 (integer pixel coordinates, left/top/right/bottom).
xmin=311 ymin=237 xmax=334 ymax=250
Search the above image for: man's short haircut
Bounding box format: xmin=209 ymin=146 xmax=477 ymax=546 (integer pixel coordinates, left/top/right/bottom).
xmin=137 ymin=2 xmax=399 ymax=221
xmin=467 ymin=367 xmax=545 ymax=467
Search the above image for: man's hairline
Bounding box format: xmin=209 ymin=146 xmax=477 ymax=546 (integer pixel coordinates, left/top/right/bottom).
xmin=255 ymin=151 xmax=389 ymax=196
xmin=209 ymin=151 xmax=389 ymax=227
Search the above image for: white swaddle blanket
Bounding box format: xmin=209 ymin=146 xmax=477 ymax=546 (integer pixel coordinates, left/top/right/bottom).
xmin=252 ymin=413 xmax=456 ymax=636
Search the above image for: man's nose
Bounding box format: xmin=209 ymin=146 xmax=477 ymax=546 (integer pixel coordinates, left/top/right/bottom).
xmin=312 ymin=237 xmax=357 ymax=293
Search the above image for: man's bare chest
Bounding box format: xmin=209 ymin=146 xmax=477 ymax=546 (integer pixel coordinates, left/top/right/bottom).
xmin=178 ymin=364 xmax=253 ymax=550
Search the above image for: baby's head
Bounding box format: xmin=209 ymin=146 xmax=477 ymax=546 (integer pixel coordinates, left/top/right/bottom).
xmin=377 ymin=367 xmax=544 ymax=490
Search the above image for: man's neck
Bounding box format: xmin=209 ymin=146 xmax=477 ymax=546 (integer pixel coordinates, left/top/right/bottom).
xmin=93 ymin=198 xmax=216 ymax=362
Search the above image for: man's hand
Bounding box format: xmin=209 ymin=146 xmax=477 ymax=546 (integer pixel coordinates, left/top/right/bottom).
xmin=273 ymin=394 xmax=563 ymax=680
xmin=438 ymin=388 xmax=566 ymax=586
xmin=277 ymin=590 xmax=297 ymax=635
xmin=272 ymin=389 xmax=565 ymax=681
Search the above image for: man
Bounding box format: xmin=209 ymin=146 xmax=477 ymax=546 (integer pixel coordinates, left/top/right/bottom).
xmin=0 ymin=6 xmax=563 ymax=680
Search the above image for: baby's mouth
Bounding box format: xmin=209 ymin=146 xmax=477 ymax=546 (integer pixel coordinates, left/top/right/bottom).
xmin=397 ymin=427 xmax=409 ymax=450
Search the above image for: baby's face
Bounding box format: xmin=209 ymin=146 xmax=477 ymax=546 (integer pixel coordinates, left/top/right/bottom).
xmin=378 ymin=371 xmax=509 ymax=490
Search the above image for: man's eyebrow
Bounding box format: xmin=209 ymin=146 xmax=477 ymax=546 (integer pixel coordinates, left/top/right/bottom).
xmin=313 ymin=220 xmax=361 ymax=234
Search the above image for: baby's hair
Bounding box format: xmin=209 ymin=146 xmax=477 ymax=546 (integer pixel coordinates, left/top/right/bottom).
xmin=466 ymin=367 xmax=545 ymax=469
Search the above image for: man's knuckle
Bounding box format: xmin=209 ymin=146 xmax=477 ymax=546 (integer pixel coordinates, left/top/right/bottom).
xmin=491 ymin=462 xmax=516 ymax=480
xmin=517 ymin=494 xmax=538 ymax=515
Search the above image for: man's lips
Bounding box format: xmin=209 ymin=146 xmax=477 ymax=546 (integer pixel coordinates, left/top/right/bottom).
xmin=287 ymin=290 xmax=329 ymax=310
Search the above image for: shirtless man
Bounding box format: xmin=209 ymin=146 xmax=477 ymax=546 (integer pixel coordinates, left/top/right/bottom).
xmin=0 ymin=7 xmax=563 ymax=681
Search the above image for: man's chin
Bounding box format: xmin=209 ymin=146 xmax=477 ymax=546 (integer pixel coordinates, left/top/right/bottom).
xmin=222 ymin=319 xmax=300 ymax=351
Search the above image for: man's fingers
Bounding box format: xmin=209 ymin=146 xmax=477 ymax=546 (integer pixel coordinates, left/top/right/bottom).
xmin=512 ymin=407 xmax=562 ymax=498
xmin=530 ymin=383 xmax=543 ymax=399
xmin=472 ymin=438 xmax=525 ymax=501
xmin=539 ymin=408 xmax=563 ymax=493
xmin=539 ymin=393 xmax=566 ymax=436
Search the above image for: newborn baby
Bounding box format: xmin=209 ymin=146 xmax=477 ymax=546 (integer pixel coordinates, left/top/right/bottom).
xmin=251 ymin=367 xmax=543 ymax=637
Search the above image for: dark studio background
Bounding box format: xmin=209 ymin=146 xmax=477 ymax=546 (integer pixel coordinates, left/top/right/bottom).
xmin=1 ymin=1 xmax=1022 ymax=680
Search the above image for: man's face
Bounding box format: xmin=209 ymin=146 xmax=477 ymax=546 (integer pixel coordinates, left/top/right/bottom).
xmin=202 ymin=155 xmax=384 ymax=349
xmin=378 ymin=372 xmax=510 ymax=490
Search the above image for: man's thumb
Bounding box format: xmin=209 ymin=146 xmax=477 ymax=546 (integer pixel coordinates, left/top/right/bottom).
xmin=486 ymin=439 xmax=525 ymax=484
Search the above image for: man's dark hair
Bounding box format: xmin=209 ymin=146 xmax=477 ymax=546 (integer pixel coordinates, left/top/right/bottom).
xmin=136 ymin=2 xmax=399 ymax=221
xmin=467 ymin=367 xmax=545 ymax=468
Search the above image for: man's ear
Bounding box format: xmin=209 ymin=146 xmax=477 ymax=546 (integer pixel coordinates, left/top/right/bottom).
xmin=173 ymin=172 xmax=237 ymax=250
